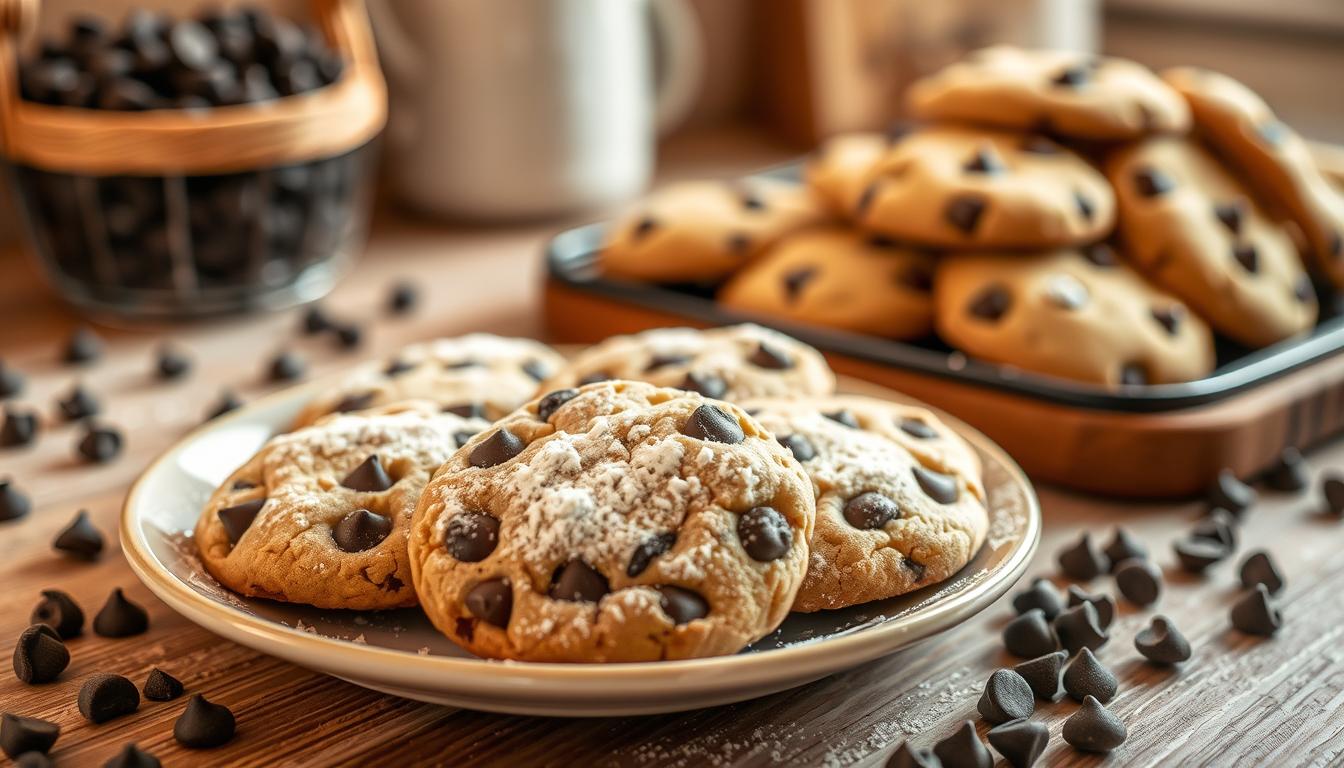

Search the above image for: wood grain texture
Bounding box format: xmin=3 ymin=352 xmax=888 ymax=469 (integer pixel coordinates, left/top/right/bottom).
xmin=2 ymin=129 xmax=1343 ymax=767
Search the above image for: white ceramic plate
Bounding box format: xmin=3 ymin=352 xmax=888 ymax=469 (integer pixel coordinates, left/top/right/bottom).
xmin=122 ymin=377 xmax=1039 ymax=716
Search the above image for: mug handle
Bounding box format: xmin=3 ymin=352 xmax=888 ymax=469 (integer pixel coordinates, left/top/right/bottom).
xmin=649 ymin=0 xmax=704 ymax=136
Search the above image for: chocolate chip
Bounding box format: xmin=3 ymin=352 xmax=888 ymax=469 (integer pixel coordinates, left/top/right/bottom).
xmin=332 ymin=509 xmax=392 ymax=553
xmin=987 ymin=718 xmax=1048 ymax=768
xmin=1063 ymin=695 xmax=1127 ymax=753
xmin=749 ymin=342 xmax=793 ymax=370
xmin=627 ymin=531 xmax=676 ymax=577
xmin=77 ymin=424 xmax=123 ymax=463
xmin=645 ymin=353 xmax=690 ymax=372
xmin=932 ymin=721 xmax=993 ymax=768
xmin=1233 ymin=244 xmax=1259 ymax=273
xmin=1075 ymin=191 xmax=1095 ymax=221
xmin=333 ymin=391 xmax=374 ymax=414
xmin=899 ymin=418 xmax=937 ymax=439
xmin=454 ymin=430 xmax=476 ymax=449
xmin=169 ymin=20 xmax=218 ymax=70
xmin=683 ymin=404 xmax=744 ymax=444
xmin=388 ymin=281 xmax=418 ymax=315
xmin=738 ymin=506 xmax=793 ymax=561
xmin=783 ymin=267 xmax=817 ymax=301
xmin=1134 ymin=615 xmax=1191 ymax=665
xmin=144 ymin=667 xmax=184 ymax=701
xmin=0 ymin=713 xmax=59 ymax=759
xmin=173 ymin=694 xmax=235 ymax=749
xmin=466 ymin=579 xmax=512 ymax=627
xmin=963 ymin=147 xmax=1006 ymax=175
xmin=1264 ymin=447 xmax=1309 ymax=492
xmin=1257 ymin=120 xmax=1288 ymax=146
xmin=632 ymin=216 xmax=657 ymax=239
xmin=1064 ymin=648 xmax=1117 ymax=705
xmin=445 ymin=510 xmax=500 ymax=562
xmin=0 ymin=407 xmax=38 ymax=448
xmin=218 ymin=498 xmax=265 ymax=545
xmin=945 ymin=195 xmax=987 ymax=235
xmin=1065 ymin=585 xmax=1116 ymax=629
xmin=1210 ymin=468 xmax=1256 ymax=515
xmin=267 ymin=350 xmax=306 ymax=382
xmin=1021 ymin=136 xmax=1060 ymax=155
xmin=302 ymin=306 xmax=331 ymax=335
xmin=380 ymin=358 xmax=415 ymax=378
xmin=538 ymin=389 xmax=579 ymax=422
xmin=550 ymin=561 xmax=609 ymax=602
xmin=469 ymin=428 xmax=527 ymax=468
xmin=1173 ymin=536 xmax=1231 ymax=573
xmin=1191 ymin=508 xmax=1238 ymax=550
xmin=913 ymin=466 xmax=959 ymax=504
xmin=53 ymin=509 xmax=104 ymax=560
xmin=1102 ymin=527 xmax=1147 ymax=568
xmin=824 ymin=409 xmax=859 ymax=429
xmin=1003 ymin=608 xmax=1058 ymax=658
xmin=977 ymin=669 xmax=1035 ymax=724
xmin=1013 ymin=650 xmax=1067 ymax=702
xmin=1052 ymin=64 xmax=1090 ymax=87
xmin=104 ymin=744 xmax=161 ymax=768
xmin=1239 ymin=550 xmax=1284 ymax=595
xmin=341 ymin=455 xmax=393 ymax=492
xmin=11 ymin=624 xmax=68 ymax=684
xmin=1082 ymin=243 xmax=1118 ymax=268
xmin=655 ymin=585 xmax=709 ymax=624
xmin=1114 ymin=558 xmax=1162 ymax=605
xmin=578 ymin=371 xmax=611 ymax=386
xmin=64 ymin=326 xmax=103 ymax=364
xmin=778 ymin=433 xmax=816 ymax=462
xmin=1325 ymin=473 xmax=1344 ymax=515
xmin=680 ymin=372 xmax=728 ymax=399
xmin=205 ymin=389 xmax=243 ymax=421
xmin=843 ymin=492 xmax=899 ymax=530
xmin=93 ymin=588 xmax=148 ymax=639
xmin=79 ymin=673 xmax=139 ymax=723
xmin=31 ymin=590 xmax=83 ymax=639
xmin=0 ymin=361 xmax=25 ymax=398
xmin=1055 ymin=602 xmax=1109 ymax=655
xmin=1231 ymin=583 xmax=1281 ymax=636
xmin=334 ymin=323 xmax=363 ymax=350
xmin=886 ymin=742 xmax=940 ymax=768
xmin=1133 ymin=166 xmax=1174 ymax=197
xmin=968 ymin=284 xmax=1011 ymax=321
xmin=58 ymin=384 xmax=100 ymax=421
xmin=1215 ymin=201 xmax=1244 ymax=235
xmin=155 ymin=345 xmax=191 ymax=380
xmin=1012 ymin=578 xmax=1063 ymax=620
xmin=1057 ymin=533 xmax=1109 ymax=580
xmin=0 ymin=479 xmax=32 ymax=522
xmin=518 ymin=359 xmax=548 ymax=382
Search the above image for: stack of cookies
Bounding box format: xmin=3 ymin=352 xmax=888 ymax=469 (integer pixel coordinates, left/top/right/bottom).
xmin=600 ymin=47 xmax=1344 ymax=390
xmin=194 ymin=325 xmax=990 ymax=662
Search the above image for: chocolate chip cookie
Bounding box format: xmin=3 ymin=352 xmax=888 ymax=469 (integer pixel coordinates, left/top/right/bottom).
xmin=853 ymin=126 xmax=1115 ymax=249
xmin=599 ymin=179 xmax=829 ymax=284
xmin=743 ymin=397 xmax=988 ymax=612
xmin=935 ymin=247 xmax=1215 ymax=387
xmin=409 ymin=381 xmax=815 ymax=661
xmin=908 ymin=46 xmax=1190 ymax=141
xmin=1163 ymin=67 xmax=1344 ymax=289
xmin=805 ymin=132 xmax=890 ymax=216
xmin=538 ymin=323 xmax=835 ymax=401
xmin=291 ymin=334 xmax=565 ymax=429
xmin=197 ymin=407 xmax=487 ymax=610
xmin=1107 ymin=137 xmax=1317 ymax=347
xmin=718 ymin=227 xmax=936 ymax=339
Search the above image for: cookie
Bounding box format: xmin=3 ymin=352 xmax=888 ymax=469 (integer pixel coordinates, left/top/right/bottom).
xmin=742 ymin=396 xmax=988 ymax=612
xmin=1163 ymin=67 xmax=1344 ymax=288
xmin=196 ymin=406 xmax=486 ymax=610
xmin=409 ymin=381 xmax=815 ymax=661
xmin=599 ymin=179 xmax=829 ymax=284
xmin=935 ymin=247 xmax=1215 ymax=387
xmin=1107 ymin=137 xmax=1316 ymax=347
xmin=854 ymin=127 xmax=1115 ymax=249
xmin=718 ymin=227 xmax=936 ymax=339
xmin=538 ymin=323 xmax=835 ymax=401
xmin=908 ymin=46 xmax=1190 ymax=141
xmin=805 ymin=132 xmax=890 ymax=216
xmin=290 ymin=334 xmax=565 ymax=429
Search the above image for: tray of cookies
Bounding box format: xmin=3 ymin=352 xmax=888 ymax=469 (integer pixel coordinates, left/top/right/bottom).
xmin=121 ymin=329 xmax=1038 ymax=715
xmin=542 ymin=46 xmax=1344 ymax=498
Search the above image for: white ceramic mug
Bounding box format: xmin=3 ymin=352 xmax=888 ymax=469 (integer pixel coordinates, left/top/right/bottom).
xmin=371 ymin=0 xmax=703 ymax=220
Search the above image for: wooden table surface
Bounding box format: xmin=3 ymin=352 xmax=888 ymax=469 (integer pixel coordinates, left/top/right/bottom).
xmin=2 ymin=129 xmax=1343 ymax=768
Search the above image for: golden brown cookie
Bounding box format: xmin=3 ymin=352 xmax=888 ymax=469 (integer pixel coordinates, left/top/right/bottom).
xmin=908 ymin=46 xmax=1190 ymax=141
xmin=935 ymin=247 xmax=1215 ymax=387
xmin=743 ymin=396 xmax=988 ymax=613
xmin=805 ymin=132 xmax=890 ymax=216
xmin=1163 ymin=66 xmax=1344 ymax=289
xmin=854 ymin=127 xmax=1115 ymax=249
xmin=599 ymin=179 xmax=829 ymax=284
xmin=409 ymin=381 xmax=815 ymax=662
xmin=718 ymin=227 xmax=935 ymax=339
xmin=1107 ymin=137 xmax=1316 ymax=347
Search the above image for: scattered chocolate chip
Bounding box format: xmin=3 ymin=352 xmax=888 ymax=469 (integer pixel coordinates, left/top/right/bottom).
xmin=963 ymin=146 xmax=1006 ymax=175
xmin=466 ymin=579 xmax=512 ymax=627
xmin=333 ymin=323 xmax=363 ymax=350
xmin=12 ymin=624 xmax=68 ymax=684
xmin=1052 ymin=64 xmax=1090 ymax=87
xmin=538 ymin=389 xmax=579 ymax=421
xmin=550 ymin=561 xmax=608 ymax=602
xmin=77 ymin=424 xmax=123 ymax=464
xmin=749 ymin=342 xmax=793 ymax=370
xmin=968 ymin=285 xmax=1011 ymax=321
xmin=218 ymin=498 xmax=265 ymax=545
xmin=332 ymin=509 xmax=392 ymax=553
xmin=388 ymin=281 xmax=418 ymax=315
xmin=1214 ymin=201 xmax=1244 ymax=235
xmin=93 ymin=588 xmax=149 ymax=638
xmin=267 ymin=350 xmax=306 ymax=382
xmin=1055 ymin=601 xmax=1109 ymax=655
xmin=680 ymin=372 xmax=728 ymax=399
xmin=1102 ymin=528 xmax=1147 ymax=568
xmin=14 ymin=748 xmax=52 ymax=767
xmin=1230 ymin=583 xmax=1281 ymax=636
xmin=987 ymin=718 xmax=1048 ymax=768
xmin=886 ymin=741 xmax=939 ymax=768
xmin=627 ymin=531 xmax=676 ymax=577
xmin=1264 ymin=447 xmax=1309 ymax=492
xmin=1239 ymin=550 xmax=1284 ymax=595
xmin=0 ymin=479 xmax=33 ymax=522
xmin=1233 ymin=244 xmax=1259 ymax=274
xmin=104 ymin=744 xmax=161 ymax=768
xmin=783 ymin=267 xmax=818 ymax=301
xmin=1065 ymin=586 xmax=1116 ymax=629
xmin=1003 ymin=608 xmax=1058 ymax=658
xmin=455 ymin=431 xmax=478 ymax=447
xmin=379 ymin=359 xmax=414 ymax=379
xmin=977 ymin=669 xmax=1034 ymax=724
xmin=1150 ymin=306 xmax=1183 ymax=336
xmin=78 ymin=673 xmax=140 ymax=723
xmin=31 ymin=590 xmax=83 ymax=639
xmin=57 ymin=384 xmax=100 ymax=421
xmin=655 ymin=585 xmax=709 ymax=624
xmin=778 ymin=434 xmax=816 ymax=462
xmin=1114 ymin=558 xmax=1163 ymax=606
xmin=737 ymin=507 xmax=792 ymax=562
xmin=913 ymin=466 xmax=959 ymax=504
xmin=683 ymin=404 xmax=744 ymax=444
xmin=1063 ymin=695 xmax=1127 ymax=753
xmin=0 ymin=361 xmax=24 ymax=398
xmin=1133 ymin=166 xmax=1174 ymax=197
xmin=932 ymin=720 xmax=993 ymax=768
xmin=340 ymin=455 xmax=393 ymax=492
xmin=469 ymin=428 xmax=527 ymax=468
xmin=945 ymin=195 xmax=987 ymax=235
xmin=302 ymin=306 xmax=331 ymax=335
xmin=1057 ymin=533 xmax=1109 ymax=580
xmin=1013 ymin=650 xmax=1067 ymax=702
xmin=843 ymin=492 xmax=900 ymax=530
xmin=0 ymin=713 xmax=59 ymax=759
xmin=1191 ymin=508 xmax=1238 ymax=550
xmin=443 ymin=403 xmax=485 ymax=420
xmin=155 ymin=345 xmax=192 ymax=380
xmin=899 ymin=418 xmax=937 ymax=439
xmin=1063 ymin=646 xmax=1116 ymax=704
xmin=445 ymin=510 xmax=500 ymax=563
xmin=1081 ymin=243 xmax=1118 ymax=268
xmin=143 ymin=667 xmax=184 ymax=701
xmin=173 ymin=694 xmax=235 ymax=749
xmin=205 ymin=390 xmax=242 ymax=421
xmin=1020 ymin=136 xmax=1059 ymax=155
xmin=53 ymin=509 xmax=104 ymax=560
xmin=1012 ymin=578 xmax=1063 ymax=620
xmin=1324 ymin=474 xmax=1344 ymax=515
xmin=64 ymin=326 xmax=103 ymax=365
xmin=332 ymin=391 xmax=374 ymax=414
xmin=1173 ymin=536 xmax=1230 ymax=573
xmin=824 ymin=409 xmax=859 ymax=429
xmin=1208 ymin=469 xmax=1256 ymax=516
xmin=1 ymin=407 xmax=39 ymax=447
xmin=1135 ymin=615 xmax=1191 ymax=664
